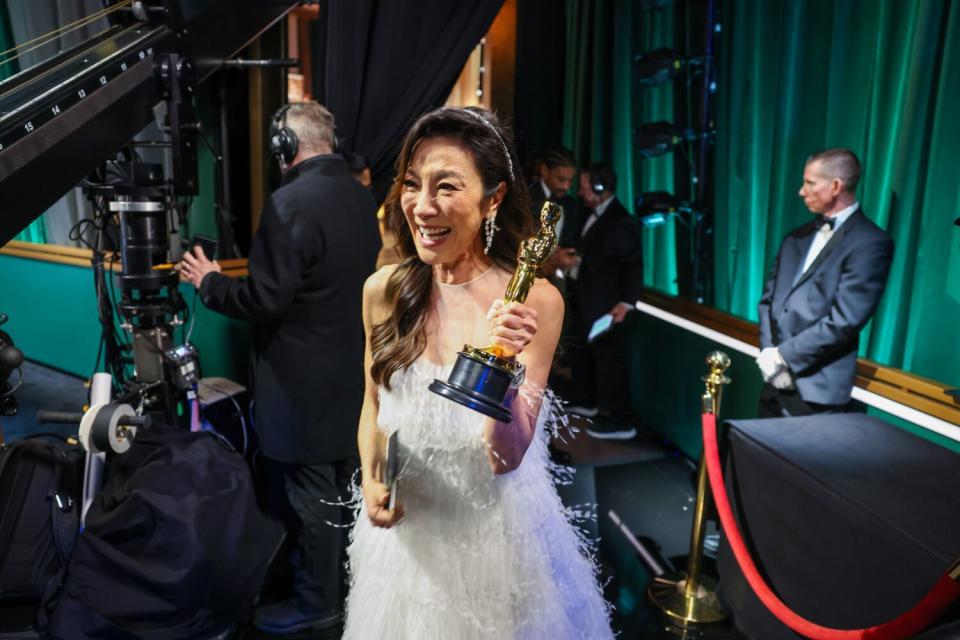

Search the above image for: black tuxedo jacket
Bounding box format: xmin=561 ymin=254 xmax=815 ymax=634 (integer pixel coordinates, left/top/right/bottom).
xmin=574 ymin=198 xmax=644 ymax=326
xmin=528 ymin=182 xmax=582 ymax=248
xmin=201 ymin=155 xmax=380 ymax=464
xmin=758 ymin=208 xmax=893 ymax=405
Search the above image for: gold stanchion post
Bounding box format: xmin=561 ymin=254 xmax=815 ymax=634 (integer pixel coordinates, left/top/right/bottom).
xmin=648 ymin=351 xmax=731 ymax=627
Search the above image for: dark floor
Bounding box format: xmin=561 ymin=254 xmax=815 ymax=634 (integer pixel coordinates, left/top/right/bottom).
xmin=555 ymin=416 xmax=744 ymax=640
xmin=2 ymin=362 xmax=746 ymax=639
xmin=1 ymin=360 xmax=88 ymax=443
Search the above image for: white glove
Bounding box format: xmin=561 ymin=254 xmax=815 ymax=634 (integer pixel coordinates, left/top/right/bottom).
xmin=756 ymin=347 xmax=787 ymax=382
xmin=770 ymin=368 xmax=795 ymax=390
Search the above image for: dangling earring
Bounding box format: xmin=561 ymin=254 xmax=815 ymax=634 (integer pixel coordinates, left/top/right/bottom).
xmin=483 ymin=212 xmax=499 ymax=254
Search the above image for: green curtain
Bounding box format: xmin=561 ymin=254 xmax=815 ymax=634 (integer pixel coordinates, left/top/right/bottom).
xmin=563 ymin=0 xmax=613 ymax=164
xmin=563 ymin=0 xmax=679 ymax=293
xmin=713 ymin=0 xmax=960 ymax=386
xmin=0 ymin=2 xmax=47 ymax=244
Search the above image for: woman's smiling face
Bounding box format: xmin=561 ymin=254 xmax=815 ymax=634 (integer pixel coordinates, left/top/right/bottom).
xmin=400 ymin=136 xmax=500 ymax=266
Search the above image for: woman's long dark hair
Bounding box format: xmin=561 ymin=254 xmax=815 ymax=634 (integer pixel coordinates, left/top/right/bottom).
xmin=371 ymin=107 xmax=534 ymax=389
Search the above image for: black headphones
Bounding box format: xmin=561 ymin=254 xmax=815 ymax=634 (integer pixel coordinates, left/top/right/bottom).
xmin=586 ymin=163 xmax=616 ymax=196
xmin=268 ymin=104 xmax=298 ymax=165
xmin=269 ymin=104 xmax=345 ymax=166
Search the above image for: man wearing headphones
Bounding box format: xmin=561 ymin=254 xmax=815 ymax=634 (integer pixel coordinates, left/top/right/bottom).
xmin=180 ymin=101 xmax=379 ymax=634
xmin=567 ymin=162 xmax=644 ymax=440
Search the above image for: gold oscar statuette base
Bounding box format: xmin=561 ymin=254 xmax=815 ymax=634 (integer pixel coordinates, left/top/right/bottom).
xmin=460 ymin=345 xmax=517 ymax=376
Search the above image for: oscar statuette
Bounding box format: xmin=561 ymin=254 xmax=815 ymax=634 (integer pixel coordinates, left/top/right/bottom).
xmin=428 ymin=201 xmax=562 ymax=422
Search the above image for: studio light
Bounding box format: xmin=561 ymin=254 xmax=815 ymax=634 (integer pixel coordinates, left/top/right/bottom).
xmin=635 ymin=122 xmax=715 ymax=159
xmin=635 ymin=191 xmax=703 ymax=228
xmin=634 ymin=48 xmax=684 ymax=87
xmin=636 ymin=191 xmax=683 ymax=227
xmin=635 ymin=122 xmax=687 ymax=158
xmin=639 ymin=213 xmax=666 ymax=228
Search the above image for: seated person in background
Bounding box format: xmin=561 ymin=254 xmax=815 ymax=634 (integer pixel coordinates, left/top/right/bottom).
xmin=757 ymin=148 xmax=893 ymax=417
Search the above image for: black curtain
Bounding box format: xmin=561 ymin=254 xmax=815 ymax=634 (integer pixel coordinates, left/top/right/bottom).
xmin=513 ymin=0 xmax=567 ymax=170
xmin=320 ymin=0 xmax=505 ymax=202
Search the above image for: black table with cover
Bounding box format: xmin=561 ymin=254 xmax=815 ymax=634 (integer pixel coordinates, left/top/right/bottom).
xmin=716 ymin=413 xmax=960 ymax=638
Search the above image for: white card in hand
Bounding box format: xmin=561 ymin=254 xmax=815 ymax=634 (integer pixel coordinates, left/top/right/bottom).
xmin=588 ymin=313 xmax=614 ymax=343
xmin=385 ymin=431 xmax=398 ymax=511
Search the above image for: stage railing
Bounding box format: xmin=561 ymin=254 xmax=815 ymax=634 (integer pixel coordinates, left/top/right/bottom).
xmin=636 ymin=289 xmax=960 ymax=442
xmin=3 ymin=245 xmax=959 ymax=436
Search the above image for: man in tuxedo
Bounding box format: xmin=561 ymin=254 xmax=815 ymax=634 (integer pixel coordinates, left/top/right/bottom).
xmin=567 ymin=163 xmax=644 ymax=439
xmin=181 ymin=101 xmax=380 ymax=633
xmin=531 ymin=147 xmax=582 ymax=400
xmin=528 ymin=146 xmax=581 ymax=248
xmin=757 ymin=148 xmax=893 ymax=417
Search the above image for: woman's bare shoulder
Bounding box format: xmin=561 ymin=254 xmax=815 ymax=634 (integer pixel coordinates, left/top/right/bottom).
xmin=364 ymin=264 xmax=400 ymax=296
xmin=525 ymin=277 xmax=564 ymax=318
xmin=363 ymin=264 xmax=400 ymax=321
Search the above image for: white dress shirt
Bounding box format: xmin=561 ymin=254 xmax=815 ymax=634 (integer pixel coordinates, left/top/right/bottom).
xmin=799 ymin=201 xmax=859 ymax=275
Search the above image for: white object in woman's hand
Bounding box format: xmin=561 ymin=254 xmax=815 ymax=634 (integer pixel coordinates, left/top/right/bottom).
xmin=488 ymin=299 xmax=538 ymax=358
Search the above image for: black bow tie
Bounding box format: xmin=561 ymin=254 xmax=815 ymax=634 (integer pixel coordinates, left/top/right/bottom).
xmin=815 ymin=214 xmax=836 ymax=230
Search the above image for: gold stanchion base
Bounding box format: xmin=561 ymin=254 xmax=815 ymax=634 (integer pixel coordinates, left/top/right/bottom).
xmin=647 ymin=572 xmax=727 ymax=627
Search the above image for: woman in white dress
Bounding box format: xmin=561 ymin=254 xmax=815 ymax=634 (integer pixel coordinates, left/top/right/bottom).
xmin=344 ymin=106 xmax=612 ymax=639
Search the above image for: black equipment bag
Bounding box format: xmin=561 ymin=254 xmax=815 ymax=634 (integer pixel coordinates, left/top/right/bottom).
xmin=45 ymin=426 xmax=283 ymax=639
xmin=0 ymin=435 xmax=84 ymax=605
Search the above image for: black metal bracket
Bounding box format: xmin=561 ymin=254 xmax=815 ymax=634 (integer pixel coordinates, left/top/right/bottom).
xmin=157 ymin=52 xmax=199 ymax=195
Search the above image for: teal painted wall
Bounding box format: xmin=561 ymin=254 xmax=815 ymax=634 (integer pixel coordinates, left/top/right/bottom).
xmin=629 ymin=310 xmax=960 ymax=457
xmin=0 ymin=253 xmax=248 ymax=383
xmin=629 ymin=312 xmax=763 ymax=458
xmin=1 ymin=255 xmax=103 ymax=376
xmin=0 ymin=79 xmax=248 ymax=385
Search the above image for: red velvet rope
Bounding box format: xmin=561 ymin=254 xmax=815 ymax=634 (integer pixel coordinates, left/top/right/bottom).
xmin=701 ymin=412 xmax=960 ymax=639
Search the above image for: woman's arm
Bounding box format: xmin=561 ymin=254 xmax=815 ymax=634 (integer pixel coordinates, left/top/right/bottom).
xmin=358 ymin=266 xmax=405 ymax=527
xmin=483 ymin=279 xmax=564 ymax=474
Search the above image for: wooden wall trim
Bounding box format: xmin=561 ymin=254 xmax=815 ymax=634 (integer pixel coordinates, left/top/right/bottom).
xmin=0 ymin=241 xmax=248 ymax=277
xmin=1 ymin=241 xmax=121 ymax=271
xmin=640 ymin=289 xmax=960 ymax=425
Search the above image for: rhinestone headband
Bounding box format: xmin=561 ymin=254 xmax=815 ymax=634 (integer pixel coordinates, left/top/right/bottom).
xmin=459 ymin=108 xmax=515 ymax=183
